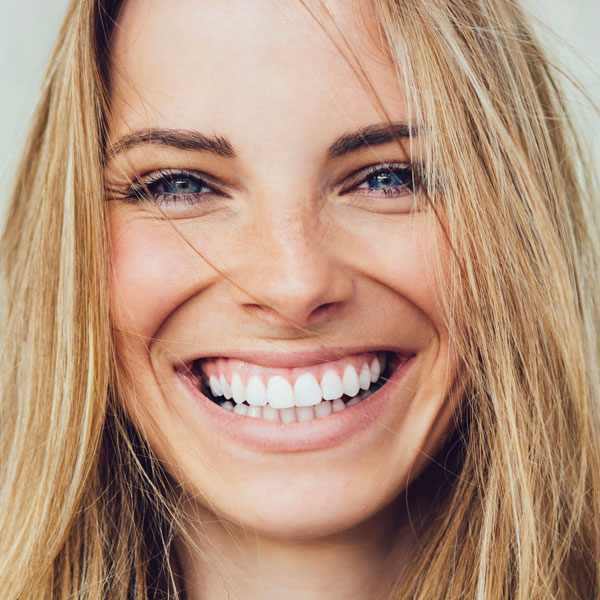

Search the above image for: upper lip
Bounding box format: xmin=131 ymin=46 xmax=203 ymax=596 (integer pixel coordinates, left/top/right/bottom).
xmin=174 ymin=345 xmax=416 ymax=370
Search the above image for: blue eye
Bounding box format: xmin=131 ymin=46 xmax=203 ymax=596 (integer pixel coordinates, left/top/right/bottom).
xmin=162 ymin=175 xmax=205 ymax=195
xmin=352 ymin=164 xmax=415 ymax=196
xmin=365 ymin=170 xmax=409 ymax=189
xmin=128 ymin=169 xmax=219 ymax=205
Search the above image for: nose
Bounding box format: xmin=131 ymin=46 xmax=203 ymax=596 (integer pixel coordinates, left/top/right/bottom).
xmin=228 ymin=208 xmax=353 ymax=329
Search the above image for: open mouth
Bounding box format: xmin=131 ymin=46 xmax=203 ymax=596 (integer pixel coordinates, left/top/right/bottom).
xmin=179 ymin=350 xmax=410 ymax=424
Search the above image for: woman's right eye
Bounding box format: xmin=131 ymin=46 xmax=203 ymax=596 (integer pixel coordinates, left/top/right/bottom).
xmin=128 ymin=169 xmax=223 ymax=206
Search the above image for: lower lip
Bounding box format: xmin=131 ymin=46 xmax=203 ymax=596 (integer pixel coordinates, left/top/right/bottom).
xmin=177 ymin=356 xmax=415 ymax=452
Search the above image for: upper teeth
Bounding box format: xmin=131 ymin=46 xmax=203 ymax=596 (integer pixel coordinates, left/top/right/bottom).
xmin=204 ymin=353 xmax=386 ymax=409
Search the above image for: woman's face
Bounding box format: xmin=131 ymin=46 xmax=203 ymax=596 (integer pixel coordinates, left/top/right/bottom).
xmin=106 ymin=0 xmax=457 ymax=538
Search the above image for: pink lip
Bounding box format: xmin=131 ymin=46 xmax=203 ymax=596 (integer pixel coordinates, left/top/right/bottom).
xmin=176 ymin=353 xmax=416 ymax=453
xmin=179 ymin=346 xmax=414 ymax=369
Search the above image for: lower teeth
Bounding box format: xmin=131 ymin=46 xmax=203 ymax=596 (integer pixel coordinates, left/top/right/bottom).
xmin=214 ymin=384 xmax=382 ymax=423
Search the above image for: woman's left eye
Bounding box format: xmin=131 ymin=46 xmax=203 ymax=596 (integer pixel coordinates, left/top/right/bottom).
xmin=345 ymin=163 xmax=416 ymax=197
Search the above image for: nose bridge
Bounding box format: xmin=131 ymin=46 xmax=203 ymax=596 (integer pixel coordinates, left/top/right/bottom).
xmin=268 ymin=198 xmax=315 ymax=255
xmin=231 ymin=196 xmax=351 ymax=327
xmin=267 ymin=205 xmax=324 ymax=287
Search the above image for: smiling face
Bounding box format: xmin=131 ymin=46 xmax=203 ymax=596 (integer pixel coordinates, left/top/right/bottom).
xmin=106 ymin=0 xmax=458 ymax=539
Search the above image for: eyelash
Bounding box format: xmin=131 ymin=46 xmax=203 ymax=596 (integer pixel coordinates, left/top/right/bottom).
xmin=125 ymin=162 xmax=418 ymax=206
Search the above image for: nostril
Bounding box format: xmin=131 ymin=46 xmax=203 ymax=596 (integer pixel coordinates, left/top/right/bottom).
xmin=240 ymin=300 xmax=340 ymax=329
xmin=306 ymin=302 xmax=337 ymax=324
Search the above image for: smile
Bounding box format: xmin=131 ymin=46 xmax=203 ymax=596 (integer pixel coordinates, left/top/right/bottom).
xmin=174 ymin=348 xmax=417 ymax=452
xmin=179 ymin=350 xmax=411 ymax=424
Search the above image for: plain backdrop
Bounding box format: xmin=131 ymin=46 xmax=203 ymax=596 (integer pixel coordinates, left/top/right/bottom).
xmin=1 ymin=0 xmax=599 ymax=209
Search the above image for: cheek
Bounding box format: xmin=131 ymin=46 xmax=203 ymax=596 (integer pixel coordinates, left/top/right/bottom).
xmin=343 ymin=213 xmax=447 ymax=332
xmin=108 ymin=210 xmax=217 ymax=339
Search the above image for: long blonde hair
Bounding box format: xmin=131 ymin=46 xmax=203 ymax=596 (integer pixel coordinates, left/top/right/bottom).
xmin=1 ymin=0 xmax=598 ymax=598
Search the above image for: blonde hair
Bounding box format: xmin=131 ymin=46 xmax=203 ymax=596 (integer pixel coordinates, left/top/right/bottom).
xmin=1 ymin=0 xmax=598 ymax=598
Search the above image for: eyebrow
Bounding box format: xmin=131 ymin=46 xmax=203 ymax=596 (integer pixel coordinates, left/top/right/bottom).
xmin=106 ymin=128 xmax=236 ymax=159
xmin=106 ymin=122 xmax=417 ymax=162
xmin=327 ymin=122 xmax=418 ymax=158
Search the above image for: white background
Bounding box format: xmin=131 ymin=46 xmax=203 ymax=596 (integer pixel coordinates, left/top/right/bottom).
xmin=0 ymin=0 xmax=598 ymax=204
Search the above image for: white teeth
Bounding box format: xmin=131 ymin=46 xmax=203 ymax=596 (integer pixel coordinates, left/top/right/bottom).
xmin=342 ymin=365 xmax=360 ymax=397
xmin=315 ymin=400 xmax=333 ymax=418
xmin=370 ymin=357 xmax=381 ymax=382
xmin=280 ymin=407 xmax=297 ymax=424
xmin=332 ymin=398 xmax=346 ymax=412
xmin=207 ymin=352 xmax=388 ymax=414
xmin=267 ymin=376 xmax=295 ymax=409
xmin=231 ymin=373 xmax=246 ymax=404
xmin=233 ymin=403 xmax=248 ymax=416
xmin=226 ymin=395 xmax=371 ymax=419
xmin=321 ymin=370 xmax=344 ymax=401
xmin=220 ymin=374 xmax=232 ymax=399
xmin=296 ymin=406 xmax=315 ymax=422
xmin=246 ymin=375 xmax=267 ymax=406
xmin=246 ymin=405 xmax=262 ymax=419
xmin=209 ymin=375 xmax=223 ymax=397
xmin=228 ymin=396 xmax=368 ymax=419
xmin=293 ymin=373 xmax=322 ymax=407
xmin=359 ymin=364 xmax=371 ymax=390
xmin=262 ymin=405 xmax=280 ymax=422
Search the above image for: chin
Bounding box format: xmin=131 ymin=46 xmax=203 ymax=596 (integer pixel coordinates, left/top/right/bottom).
xmin=184 ymin=462 xmax=399 ymax=540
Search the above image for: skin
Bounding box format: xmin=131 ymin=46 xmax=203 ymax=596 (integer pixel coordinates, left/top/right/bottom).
xmin=105 ymin=0 xmax=458 ymax=597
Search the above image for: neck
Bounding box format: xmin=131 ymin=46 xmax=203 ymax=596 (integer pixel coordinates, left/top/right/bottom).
xmin=175 ymin=497 xmax=411 ymax=600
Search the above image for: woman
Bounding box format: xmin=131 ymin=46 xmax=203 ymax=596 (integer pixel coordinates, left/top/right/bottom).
xmin=1 ymin=0 xmax=598 ymax=598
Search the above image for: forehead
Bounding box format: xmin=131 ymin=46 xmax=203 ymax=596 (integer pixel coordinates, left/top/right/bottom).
xmin=108 ymin=0 xmax=408 ymax=155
